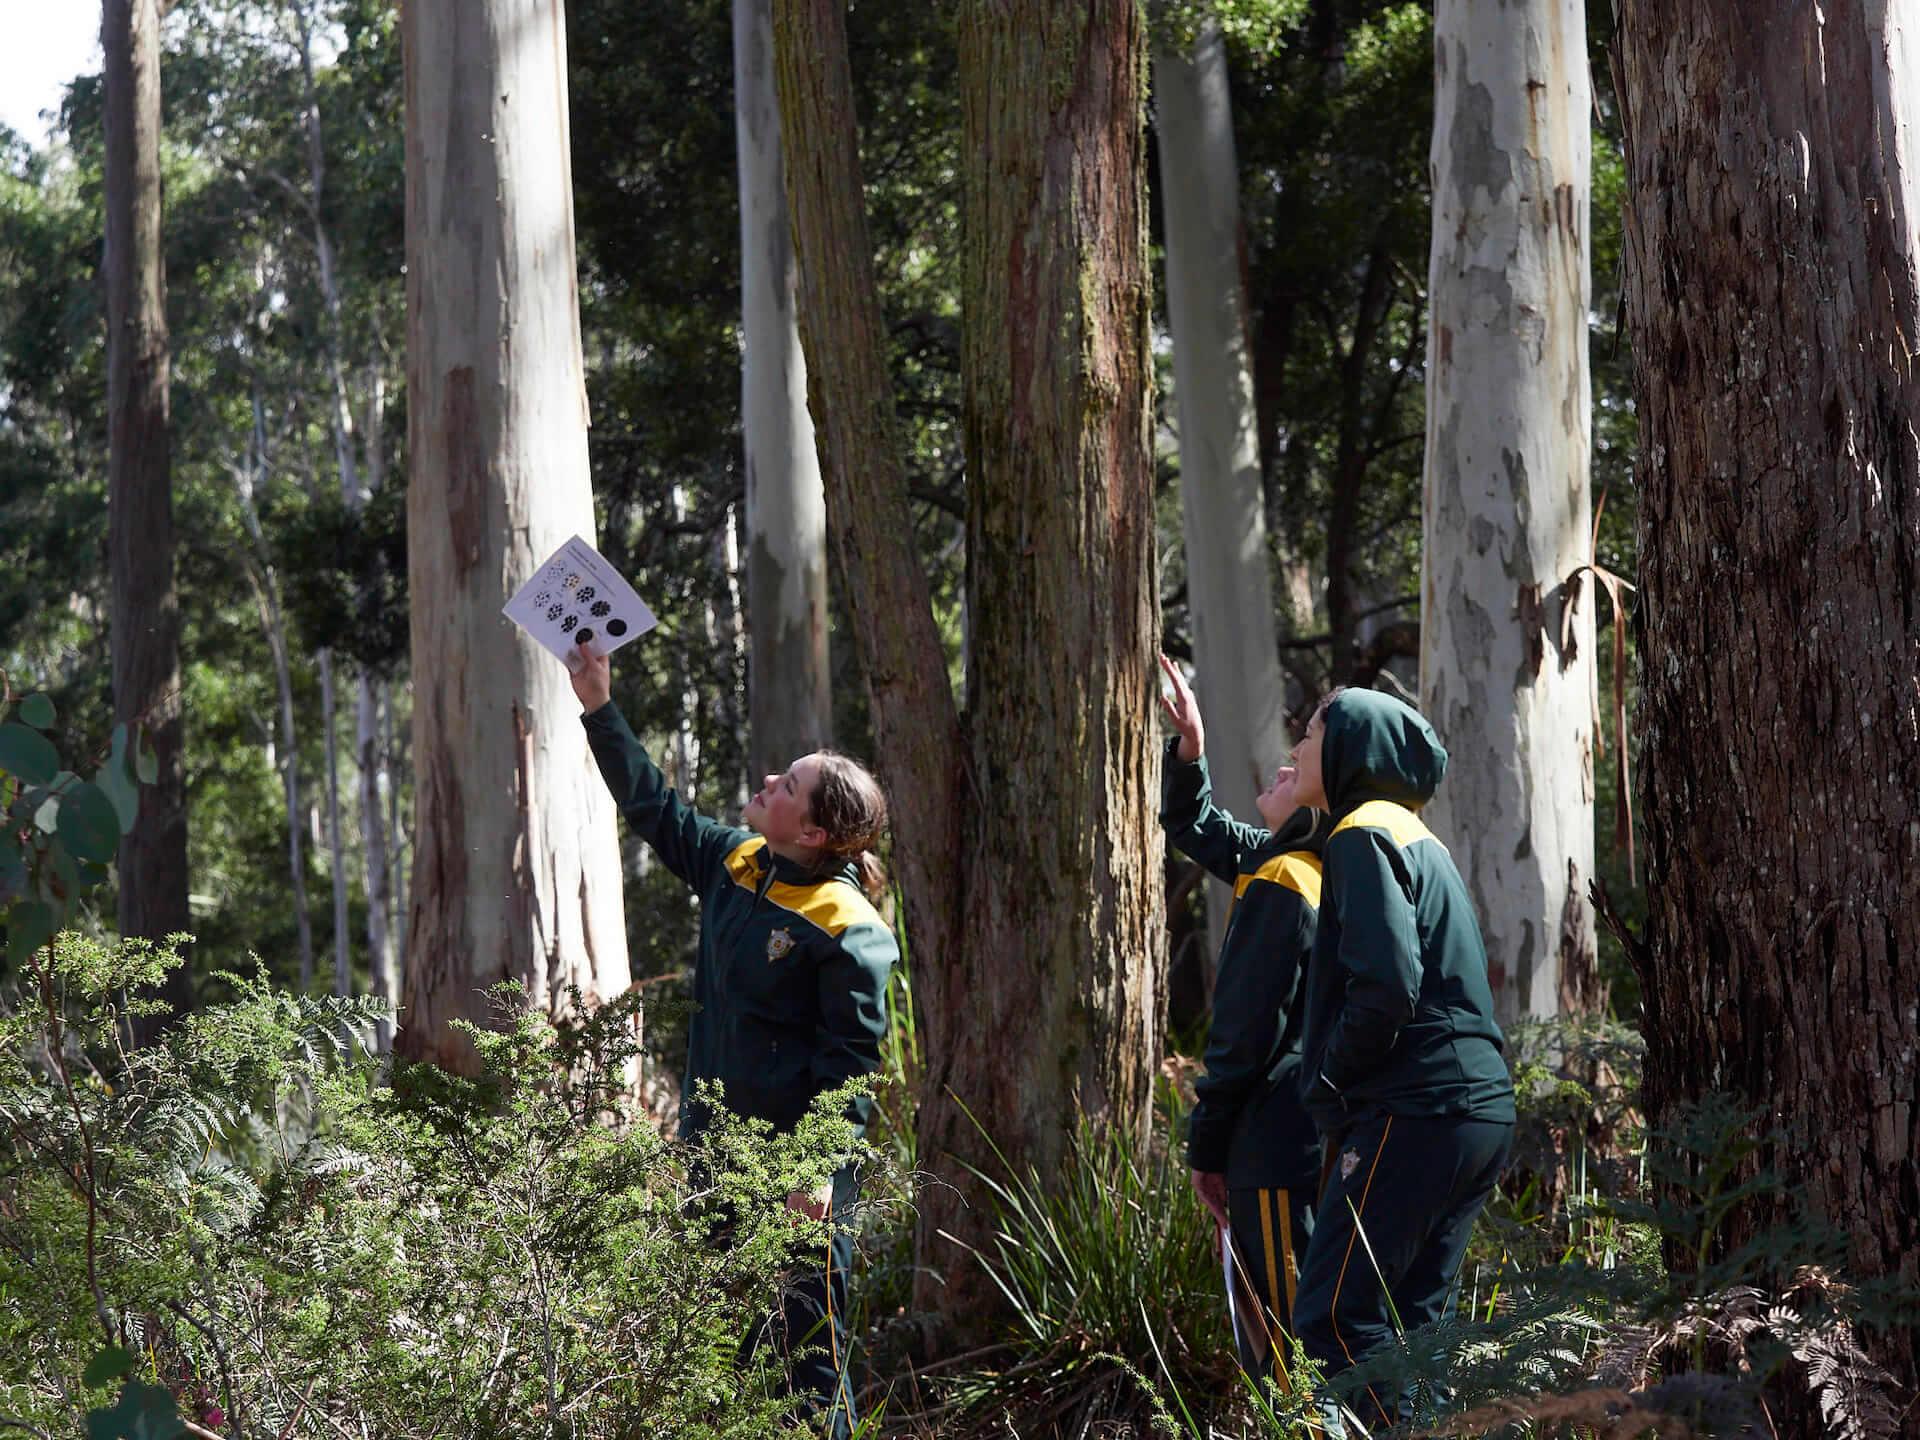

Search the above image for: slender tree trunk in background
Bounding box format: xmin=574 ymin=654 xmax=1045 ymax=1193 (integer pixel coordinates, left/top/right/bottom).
xmin=398 ymin=0 xmax=631 ymax=1072
xmin=1154 ymin=20 xmax=1289 ymax=959
xmin=296 ymin=0 xmax=395 ymax=1013
xmin=235 ymin=390 xmax=315 ymax=988
xmin=1617 ymin=0 xmax=1920 ymax=1402
xmin=319 ymin=650 xmax=350 ymax=997
xmin=104 ymin=0 xmax=191 ymax=1030
xmin=362 ymin=357 xmax=397 ymax=1050
xmin=735 ymin=0 xmax=832 ymax=784
xmin=1418 ymin=0 xmax=1596 ymax=1024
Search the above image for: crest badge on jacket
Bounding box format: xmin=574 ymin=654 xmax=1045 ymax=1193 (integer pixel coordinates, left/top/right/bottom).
xmin=766 ymin=927 xmax=795 ymax=962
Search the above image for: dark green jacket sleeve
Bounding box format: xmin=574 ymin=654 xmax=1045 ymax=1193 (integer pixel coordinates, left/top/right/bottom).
xmin=810 ymin=921 xmax=897 ymax=1143
xmin=1317 ymin=828 xmax=1421 ymax=1094
xmin=1186 ymin=876 xmax=1311 ymax=1173
xmin=1159 ymin=737 xmax=1270 ymax=883
xmin=580 ymin=702 xmax=745 ymax=897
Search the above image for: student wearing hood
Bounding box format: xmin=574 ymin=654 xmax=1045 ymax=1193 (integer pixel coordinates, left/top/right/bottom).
xmin=1283 ymin=687 xmax=1515 ymax=1428
xmin=1156 ymin=656 xmax=1329 ymax=1386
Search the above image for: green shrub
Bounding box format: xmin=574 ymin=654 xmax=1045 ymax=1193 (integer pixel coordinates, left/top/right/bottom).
xmin=0 ymin=935 xmax=874 ymax=1439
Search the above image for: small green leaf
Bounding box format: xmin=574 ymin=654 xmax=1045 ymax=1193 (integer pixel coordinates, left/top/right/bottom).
xmin=134 ymin=729 xmax=159 ymax=785
xmin=5 ymin=899 xmax=56 ymax=967
xmin=83 ymin=1346 xmax=138 ymax=1389
xmin=0 ymin=722 xmax=59 ymax=785
xmin=39 ymin=843 xmax=78 ymax=908
xmin=97 ymin=746 xmax=141 ymax=834
xmin=19 ymin=693 xmax=55 ymax=730
xmin=59 ymin=781 xmax=120 ymax=864
xmin=33 ymin=792 xmax=59 ymax=833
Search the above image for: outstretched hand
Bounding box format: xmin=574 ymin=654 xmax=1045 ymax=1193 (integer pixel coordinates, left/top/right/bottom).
xmin=1157 ymin=653 xmax=1205 ymax=763
xmin=569 ymin=638 xmax=611 ymax=714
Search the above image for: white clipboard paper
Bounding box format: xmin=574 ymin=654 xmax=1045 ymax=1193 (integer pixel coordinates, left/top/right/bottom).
xmin=502 ymin=535 xmax=657 ymax=667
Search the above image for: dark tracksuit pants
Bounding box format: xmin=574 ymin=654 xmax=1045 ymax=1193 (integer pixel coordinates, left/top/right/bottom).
xmin=1293 ymin=1110 xmax=1512 ymax=1430
xmin=1225 ymin=1184 xmax=1317 ymax=1386
xmin=736 ymin=1169 xmax=859 ymax=1440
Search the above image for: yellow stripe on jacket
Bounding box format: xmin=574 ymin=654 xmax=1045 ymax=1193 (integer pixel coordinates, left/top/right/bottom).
xmin=1329 ymin=799 xmax=1446 ymax=852
xmin=1230 ymin=850 xmax=1324 ymax=911
xmin=723 ymin=837 xmax=883 ymax=937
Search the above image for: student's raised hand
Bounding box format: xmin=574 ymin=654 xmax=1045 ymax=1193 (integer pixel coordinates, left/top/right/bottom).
xmin=569 ymin=638 xmax=612 ymax=714
xmin=1157 ymin=653 xmax=1205 ymax=762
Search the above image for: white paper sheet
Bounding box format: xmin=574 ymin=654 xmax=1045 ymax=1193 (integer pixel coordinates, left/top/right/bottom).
xmin=502 ymin=535 xmax=657 ymax=667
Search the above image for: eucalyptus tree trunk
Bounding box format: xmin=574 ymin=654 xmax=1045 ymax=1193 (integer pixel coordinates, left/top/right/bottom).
xmin=1617 ymin=0 xmax=1920 ymax=1400
xmin=1154 ymin=19 xmax=1290 ymax=958
xmin=361 ymin=356 xmax=397 ymax=1050
xmin=735 ymin=0 xmax=832 ymax=783
xmin=295 ymin=0 xmax=387 ymax=1008
xmin=398 ymin=0 xmax=631 ymax=1072
xmin=105 ymin=0 xmax=191 ymax=1032
xmin=1418 ymin=0 xmax=1597 ymax=1024
xmin=774 ymin=0 xmax=1163 ymax=1333
xmin=236 ymin=387 xmax=315 ymax=989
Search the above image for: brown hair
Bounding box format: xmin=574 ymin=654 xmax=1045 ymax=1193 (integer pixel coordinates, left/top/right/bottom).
xmin=806 ymin=751 xmax=890 ymax=902
xmin=1308 ymin=685 xmax=1348 ymax=731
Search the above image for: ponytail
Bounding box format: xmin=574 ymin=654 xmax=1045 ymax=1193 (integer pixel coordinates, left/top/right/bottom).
xmin=807 ymin=751 xmax=890 ymax=903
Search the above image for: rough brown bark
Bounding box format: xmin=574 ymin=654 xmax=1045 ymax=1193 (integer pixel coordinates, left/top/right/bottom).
xmin=774 ymin=0 xmax=1164 ymax=1332
xmin=104 ymin=0 xmax=191 ymax=1024
xmin=1617 ymin=0 xmax=1920 ymax=1404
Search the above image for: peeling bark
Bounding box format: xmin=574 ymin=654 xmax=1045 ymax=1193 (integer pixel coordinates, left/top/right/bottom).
xmin=1419 ymin=0 xmax=1597 ymax=1024
xmin=398 ymin=0 xmax=630 ymax=1072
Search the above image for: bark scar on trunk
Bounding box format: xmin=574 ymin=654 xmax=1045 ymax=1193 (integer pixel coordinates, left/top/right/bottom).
xmin=444 ymin=366 xmax=488 ymax=580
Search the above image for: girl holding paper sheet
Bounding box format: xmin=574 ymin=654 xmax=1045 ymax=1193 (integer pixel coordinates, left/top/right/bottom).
xmin=569 ymin=637 xmax=894 ymax=1440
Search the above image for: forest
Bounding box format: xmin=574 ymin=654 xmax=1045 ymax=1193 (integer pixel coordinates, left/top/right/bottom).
xmin=1 ymin=0 xmax=1916 ymax=1437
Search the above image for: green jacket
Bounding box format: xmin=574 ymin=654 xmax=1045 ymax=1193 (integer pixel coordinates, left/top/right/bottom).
xmin=1161 ymin=737 xmax=1326 ymax=1191
xmin=581 ymin=703 xmax=896 ymax=1145
xmin=1299 ymin=690 xmax=1514 ymax=1134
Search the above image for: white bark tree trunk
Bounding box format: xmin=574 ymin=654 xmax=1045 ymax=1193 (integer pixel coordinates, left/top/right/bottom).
xmin=237 ymin=386 xmax=315 ymax=988
xmin=1419 ymin=0 xmax=1598 ymax=1023
xmin=361 ymin=354 xmax=397 ymax=1051
xmin=397 ymin=0 xmax=631 ymax=1072
xmin=735 ymin=0 xmax=833 ymax=785
xmin=1154 ymin=21 xmax=1289 ymax=956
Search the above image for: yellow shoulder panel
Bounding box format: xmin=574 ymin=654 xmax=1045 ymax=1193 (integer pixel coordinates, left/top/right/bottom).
xmin=724 ymin=836 xmax=885 ymax=938
xmin=1232 ymin=851 xmax=1324 ymax=909
xmin=724 ymin=836 xmax=766 ymax=886
xmin=1330 ymin=799 xmax=1444 ymax=851
xmin=764 ymin=878 xmax=885 ymax=938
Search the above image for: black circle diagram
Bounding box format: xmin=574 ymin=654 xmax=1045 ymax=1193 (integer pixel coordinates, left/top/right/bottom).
xmin=606 ymin=618 xmax=629 ymax=637
xmin=575 ymin=629 xmax=594 ymax=645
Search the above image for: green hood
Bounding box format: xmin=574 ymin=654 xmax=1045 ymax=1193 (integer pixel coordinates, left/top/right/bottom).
xmin=1321 ymin=689 xmax=1448 ymax=816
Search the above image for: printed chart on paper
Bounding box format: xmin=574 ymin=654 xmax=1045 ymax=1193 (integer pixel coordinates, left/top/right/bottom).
xmin=502 ymin=535 xmax=658 ymax=665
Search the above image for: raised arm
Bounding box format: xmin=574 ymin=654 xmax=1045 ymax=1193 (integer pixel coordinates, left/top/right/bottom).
xmin=1157 ymin=653 xmax=1269 ymax=878
xmin=571 ymin=639 xmax=745 ymax=894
